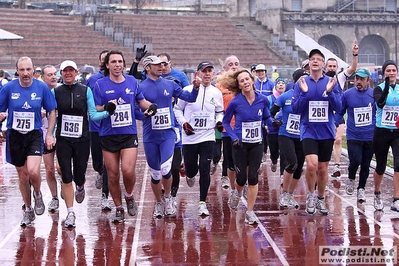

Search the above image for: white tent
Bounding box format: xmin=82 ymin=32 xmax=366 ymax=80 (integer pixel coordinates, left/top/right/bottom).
xmin=295 ymin=28 xmax=349 ymax=69
xmin=0 ymin=29 xmax=23 ymax=65
xmin=0 ymin=29 xmax=23 ymax=40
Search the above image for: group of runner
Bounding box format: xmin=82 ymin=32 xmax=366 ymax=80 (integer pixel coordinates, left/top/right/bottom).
xmin=2 ymin=43 xmax=399 ymax=227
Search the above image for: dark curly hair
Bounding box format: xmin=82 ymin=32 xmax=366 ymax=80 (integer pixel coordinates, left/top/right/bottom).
xmin=100 ymin=50 xmax=126 ymax=77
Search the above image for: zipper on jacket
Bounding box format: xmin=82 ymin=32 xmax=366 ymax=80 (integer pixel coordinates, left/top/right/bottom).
xmin=201 ymin=86 xmax=206 ymax=110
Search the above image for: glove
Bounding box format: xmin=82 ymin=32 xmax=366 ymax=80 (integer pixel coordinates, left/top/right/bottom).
xmin=144 ymin=103 xmax=157 ymax=118
xmin=104 ymin=102 xmax=116 ymax=115
xmin=384 ymin=76 xmax=390 ymax=93
xmin=135 ymin=45 xmax=147 ymax=61
xmin=232 ymin=139 xmax=243 ymax=148
xmin=183 ymin=122 xmax=195 ymax=136
xmin=216 ymin=121 xmax=223 ymax=132
xmin=325 ymin=71 xmax=336 ymax=78
xmin=272 ymin=119 xmax=282 ymax=128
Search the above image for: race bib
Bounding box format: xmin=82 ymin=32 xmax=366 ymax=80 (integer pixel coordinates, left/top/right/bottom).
xmin=353 ymin=106 xmax=372 ymax=127
xmin=241 ymin=121 xmax=262 ymax=143
xmin=381 ymin=105 xmax=399 ymax=127
xmin=12 ymin=111 xmax=34 ymax=134
xmin=151 ymin=107 xmax=171 ymax=130
xmin=111 ymin=104 xmax=132 ymax=128
xmin=309 ymin=101 xmax=328 ymax=122
xmin=60 ymin=114 xmax=83 ymax=138
xmin=191 ymin=112 xmax=212 ymax=130
xmin=286 ymin=113 xmax=300 ymax=135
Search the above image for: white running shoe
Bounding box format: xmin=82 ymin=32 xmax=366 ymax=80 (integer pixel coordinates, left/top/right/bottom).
xmin=245 ymin=210 xmax=259 ymax=225
xmin=357 ymin=188 xmax=366 ymax=202
xmin=33 ymin=191 xmax=45 ymax=215
xmin=346 ymin=178 xmax=355 ymax=195
xmin=391 ymin=200 xmax=399 ymax=212
xmin=374 ymin=193 xmax=384 ymax=211
xmin=20 ymin=209 xmax=35 ymax=226
xmin=279 ymin=191 xmax=290 ymax=208
xmin=64 ymin=212 xmax=76 ymax=228
xmin=198 ymin=202 xmax=210 ymax=216
xmin=306 ymin=192 xmax=316 ymax=214
xmin=48 ymin=197 xmax=59 ymax=212
xmin=101 ymin=196 xmax=111 ymax=211
xmin=228 ymin=190 xmax=240 ymax=209
xmin=153 ymin=201 xmax=164 ymax=218
xmin=164 ymin=196 xmax=177 ymax=216
xmin=221 ymin=176 xmax=230 ymax=189
xmin=316 ymin=198 xmax=329 ymax=215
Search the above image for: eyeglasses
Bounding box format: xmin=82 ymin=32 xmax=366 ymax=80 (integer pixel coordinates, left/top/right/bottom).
xmin=161 ymin=61 xmax=170 ymax=66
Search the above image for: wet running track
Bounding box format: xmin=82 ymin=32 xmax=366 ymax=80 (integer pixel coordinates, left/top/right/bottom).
xmin=0 ymin=134 xmax=398 ymax=265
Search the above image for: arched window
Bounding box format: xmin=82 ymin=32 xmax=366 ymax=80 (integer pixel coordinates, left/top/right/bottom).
xmin=318 ymin=35 xmax=346 ymax=60
xmin=359 ymin=35 xmax=388 ymax=66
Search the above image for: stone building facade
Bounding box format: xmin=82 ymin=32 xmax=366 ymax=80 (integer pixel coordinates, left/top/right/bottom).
xmin=226 ymin=0 xmax=399 ymax=67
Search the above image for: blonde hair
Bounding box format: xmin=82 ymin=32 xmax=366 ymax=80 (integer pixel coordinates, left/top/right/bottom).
xmin=216 ymin=68 xmax=255 ymax=96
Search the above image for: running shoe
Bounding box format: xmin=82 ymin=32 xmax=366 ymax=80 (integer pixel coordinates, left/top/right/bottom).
xmin=288 ymin=194 xmax=299 ymax=209
xmin=153 ymin=201 xmax=164 ymax=218
xmin=243 ymin=184 xmax=248 ymax=199
xmin=101 ymin=196 xmax=111 ymax=211
xmin=125 ymin=195 xmax=138 ymax=216
xmin=186 ymin=176 xmax=195 ymax=188
xmin=315 ymin=197 xmax=329 ymax=215
xmin=391 ymin=200 xmax=399 ymax=212
xmin=245 ymin=210 xmax=259 ymax=225
xmin=113 ymin=208 xmax=125 ymax=223
xmin=198 ymin=201 xmax=210 ymax=216
xmin=48 ymin=197 xmax=59 ymax=212
xmin=271 ymin=163 xmax=277 ymax=172
xmin=95 ymin=173 xmax=103 ymax=189
xmin=75 ymin=186 xmax=85 ymax=204
xmin=374 ymin=193 xmax=384 ymax=211
xmin=306 ymin=192 xmax=316 ymax=214
xmin=64 ymin=212 xmax=76 ymax=228
xmin=357 ymin=188 xmax=366 ymax=202
xmin=171 ymin=196 xmax=177 ymax=208
xmin=221 ymin=176 xmax=230 ymax=189
xmin=33 ymin=191 xmax=45 ymax=215
xmin=164 ymin=196 xmax=177 ymax=216
xmin=345 ymin=178 xmax=355 ymax=195
xmin=210 ymin=163 xmax=217 ymax=175
xmin=228 ymin=190 xmax=240 ymax=209
xmin=331 ymin=164 xmax=341 ymax=177
xmin=20 ymin=209 xmax=35 ymax=226
xmin=279 ymin=191 xmax=290 ymax=208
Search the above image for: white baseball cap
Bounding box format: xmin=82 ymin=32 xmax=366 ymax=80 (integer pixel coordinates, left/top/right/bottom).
xmin=60 ymin=60 xmax=78 ymax=71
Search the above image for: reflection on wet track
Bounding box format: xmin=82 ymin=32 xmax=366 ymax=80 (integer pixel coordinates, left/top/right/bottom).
xmin=0 ymin=138 xmax=398 ymax=265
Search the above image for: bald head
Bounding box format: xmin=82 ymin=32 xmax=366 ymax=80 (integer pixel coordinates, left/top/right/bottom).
xmin=223 ymin=55 xmax=240 ymax=72
xmin=16 ymin=56 xmax=34 ymax=87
